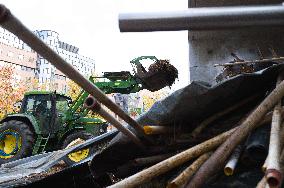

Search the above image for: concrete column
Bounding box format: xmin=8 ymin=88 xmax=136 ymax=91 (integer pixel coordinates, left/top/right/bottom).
xmin=188 ymin=0 xmax=284 ymax=84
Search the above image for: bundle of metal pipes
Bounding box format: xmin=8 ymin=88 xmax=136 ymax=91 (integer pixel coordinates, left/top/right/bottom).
xmin=106 ymin=72 xmax=284 ymax=188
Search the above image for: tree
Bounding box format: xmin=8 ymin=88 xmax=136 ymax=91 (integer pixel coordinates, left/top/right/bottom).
xmin=24 ymin=77 xmax=40 ymax=91
xmin=0 ymin=65 xmax=27 ymax=118
xmin=140 ymin=88 xmax=169 ymax=112
xmin=67 ymin=79 xmax=82 ymax=101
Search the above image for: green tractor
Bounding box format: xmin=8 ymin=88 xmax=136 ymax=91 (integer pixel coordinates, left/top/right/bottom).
xmin=0 ymin=90 xmax=106 ymax=165
xmin=0 ymin=56 xmax=178 ymax=165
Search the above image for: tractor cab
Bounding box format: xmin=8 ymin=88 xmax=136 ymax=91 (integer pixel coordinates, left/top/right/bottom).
xmin=20 ymin=91 xmax=71 ymax=134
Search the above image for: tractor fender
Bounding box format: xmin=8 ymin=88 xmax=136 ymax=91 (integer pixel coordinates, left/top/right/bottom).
xmin=0 ymin=114 xmax=40 ymax=134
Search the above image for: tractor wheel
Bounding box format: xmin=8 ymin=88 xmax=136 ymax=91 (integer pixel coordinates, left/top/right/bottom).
xmin=0 ymin=120 xmax=35 ymax=164
xmin=62 ymin=131 xmax=95 ymax=166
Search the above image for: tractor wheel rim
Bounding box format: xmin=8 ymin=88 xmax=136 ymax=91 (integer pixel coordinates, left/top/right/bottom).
xmin=68 ymin=148 xmax=89 ymax=162
xmin=0 ymin=130 xmax=21 ymax=159
xmin=66 ymin=138 xmax=89 ymax=162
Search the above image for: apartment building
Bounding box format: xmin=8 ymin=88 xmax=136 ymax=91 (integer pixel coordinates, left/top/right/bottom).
xmin=0 ymin=28 xmax=96 ymax=93
xmin=0 ymin=27 xmax=37 ymax=83
xmin=34 ymin=30 xmax=96 ymax=92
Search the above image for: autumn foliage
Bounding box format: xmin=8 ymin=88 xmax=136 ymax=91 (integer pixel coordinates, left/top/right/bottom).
xmin=67 ymin=79 xmax=81 ymax=101
xmin=140 ymin=89 xmax=169 ymax=111
xmin=0 ymin=65 xmax=27 ymax=118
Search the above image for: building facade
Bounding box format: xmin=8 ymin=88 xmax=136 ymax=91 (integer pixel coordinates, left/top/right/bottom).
xmin=0 ymin=27 xmax=37 ymax=83
xmin=0 ymin=28 xmax=96 ymax=93
xmin=34 ymin=30 xmax=96 ymax=92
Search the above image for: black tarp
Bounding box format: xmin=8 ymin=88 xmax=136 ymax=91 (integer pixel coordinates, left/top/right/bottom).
xmin=90 ymin=64 xmax=284 ymax=181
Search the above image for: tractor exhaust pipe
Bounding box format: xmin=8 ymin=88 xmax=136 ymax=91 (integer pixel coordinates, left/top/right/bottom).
xmin=0 ymin=4 xmax=149 ymax=142
xmin=84 ymin=96 xmax=144 ymax=149
xmin=119 ymin=5 xmax=284 ymax=32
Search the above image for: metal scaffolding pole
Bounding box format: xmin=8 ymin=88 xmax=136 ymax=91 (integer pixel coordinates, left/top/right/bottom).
xmin=119 ymin=5 xmax=284 ymax=32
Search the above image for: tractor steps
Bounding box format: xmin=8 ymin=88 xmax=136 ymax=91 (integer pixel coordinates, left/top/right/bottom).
xmin=32 ymin=134 xmax=50 ymax=155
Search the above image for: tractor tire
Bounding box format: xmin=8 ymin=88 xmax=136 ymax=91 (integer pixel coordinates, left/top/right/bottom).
xmin=0 ymin=120 xmax=35 ymax=165
xmin=62 ymin=131 xmax=95 ymax=166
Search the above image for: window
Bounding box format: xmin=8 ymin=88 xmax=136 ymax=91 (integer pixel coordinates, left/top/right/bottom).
xmin=22 ymin=95 xmax=52 ymax=114
xmin=56 ymin=96 xmax=70 ymax=113
xmin=18 ymin=54 xmax=24 ymax=60
xmin=7 ymin=51 xmax=13 ymax=57
xmin=28 ymin=57 xmax=34 ymax=62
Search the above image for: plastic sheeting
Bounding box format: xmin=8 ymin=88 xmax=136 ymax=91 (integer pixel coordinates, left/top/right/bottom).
xmin=0 ymin=130 xmax=117 ymax=187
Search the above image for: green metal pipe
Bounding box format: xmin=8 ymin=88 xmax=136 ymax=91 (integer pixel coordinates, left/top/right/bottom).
xmin=84 ymin=96 xmax=144 ymax=149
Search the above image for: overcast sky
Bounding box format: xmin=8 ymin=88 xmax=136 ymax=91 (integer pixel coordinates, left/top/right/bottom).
xmin=4 ymin=0 xmax=189 ymax=91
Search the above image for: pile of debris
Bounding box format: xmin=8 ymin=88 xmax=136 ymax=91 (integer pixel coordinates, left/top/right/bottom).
xmin=1 ymin=63 xmax=284 ymax=188
xmin=148 ymin=59 xmax=178 ymax=87
xmin=215 ymin=53 xmax=278 ymax=83
xmin=134 ymin=58 xmax=179 ymax=92
xmin=8 ymin=62 xmax=281 ymax=188
xmin=85 ymin=62 xmax=284 ymax=188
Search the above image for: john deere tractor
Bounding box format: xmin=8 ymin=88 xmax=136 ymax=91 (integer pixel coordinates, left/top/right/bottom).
xmin=0 ymin=56 xmax=178 ymax=165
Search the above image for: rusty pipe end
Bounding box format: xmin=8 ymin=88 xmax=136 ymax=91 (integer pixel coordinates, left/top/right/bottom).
xmin=266 ymin=169 xmax=282 ymax=187
xmin=84 ymin=96 xmax=101 ymax=112
xmin=0 ymin=4 xmax=10 ymax=23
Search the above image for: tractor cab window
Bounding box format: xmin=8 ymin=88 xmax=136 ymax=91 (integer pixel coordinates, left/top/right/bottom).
xmin=21 ymin=94 xmax=52 ymax=115
xmin=56 ymin=95 xmax=70 ymax=113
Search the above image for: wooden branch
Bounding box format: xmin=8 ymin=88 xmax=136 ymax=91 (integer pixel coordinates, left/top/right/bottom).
xmin=190 ymin=94 xmax=258 ymax=138
xmin=213 ymin=57 xmax=284 ymax=67
xmin=167 ymin=152 xmax=212 ymax=188
xmin=107 ymin=127 xmax=237 ymax=188
xmin=279 ymin=121 xmax=284 ymax=150
xmin=133 ymin=153 xmax=173 ymax=166
xmin=266 ymin=76 xmax=283 ymax=188
xmin=115 ymin=153 xmax=173 ymax=178
xmin=107 ymin=110 xmax=278 ymax=188
xmin=187 ymin=73 xmax=284 ymax=188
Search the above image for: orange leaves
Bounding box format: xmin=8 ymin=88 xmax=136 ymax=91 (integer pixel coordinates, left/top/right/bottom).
xmin=0 ymin=65 xmax=27 ymax=118
xmin=67 ymin=79 xmax=81 ymax=101
xmin=140 ymin=89 xmax=169 ymax=111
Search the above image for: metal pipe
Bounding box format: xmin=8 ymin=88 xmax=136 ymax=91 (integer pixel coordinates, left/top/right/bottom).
xmin=119 ymin=5 xmax=284 ymax=32
xmin=244 ymin=125 xmax=270 ymax=163
xmin=143 ymin=126 xmax=171 ymax=135
xmin=0 ymin=4 xmax=148 ymax=140
xmin=187 ymin=74 xmax=284 ymax=188
xmin=84 ymin=96 xmax=144 ymax=149
xmin=224 ymin=144 xmax=243 ymax=176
